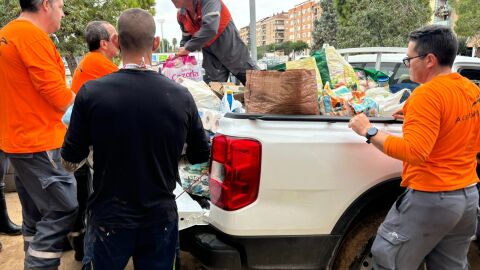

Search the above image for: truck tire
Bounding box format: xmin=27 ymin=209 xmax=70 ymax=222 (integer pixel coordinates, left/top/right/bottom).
xmin=332 ymin=210 xmax=386 ymax=270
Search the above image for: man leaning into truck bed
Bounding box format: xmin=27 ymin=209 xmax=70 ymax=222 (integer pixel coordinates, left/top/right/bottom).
xmin=349 ymin=25 xmax=480 ymax=269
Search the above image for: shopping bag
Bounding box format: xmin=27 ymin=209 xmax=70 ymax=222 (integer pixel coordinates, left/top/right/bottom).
xmin=245 ymin=69 xmax=319 ymax=115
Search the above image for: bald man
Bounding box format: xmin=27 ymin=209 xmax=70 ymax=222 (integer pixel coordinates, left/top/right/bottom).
xmin=61 ymin=8 xmax=210 ymax=270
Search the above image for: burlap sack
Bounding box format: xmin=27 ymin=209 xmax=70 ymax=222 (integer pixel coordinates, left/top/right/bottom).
xmin=245 ymin=70 xmax=319 ymax=115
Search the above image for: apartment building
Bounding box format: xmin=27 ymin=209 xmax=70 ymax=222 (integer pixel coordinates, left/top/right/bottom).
xmin=254 ymin=12 xmax=289 ymax=47
xmin=285 ymin=0 xmax=321 ymax=47
xmin=240 ymin=26 xmax=250 ymax=47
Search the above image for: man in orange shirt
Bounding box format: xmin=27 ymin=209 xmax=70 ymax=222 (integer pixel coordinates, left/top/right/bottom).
xmin=0 ymin=0 xmax=77 ymax=269
xmin=68 ymin=20 xmax=119 ymax=262
xmin=70 ymin=21 xmax=119 ymax=94
xmin=349 ymin=25 xmax=480 ymax=269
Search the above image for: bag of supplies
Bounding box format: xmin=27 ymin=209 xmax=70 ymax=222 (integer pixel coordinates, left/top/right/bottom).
xmin=162 ymin=55 xmax=202 ymax=82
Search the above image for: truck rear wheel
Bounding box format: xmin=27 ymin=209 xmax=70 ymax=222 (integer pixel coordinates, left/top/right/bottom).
xmin=332 ymin=211 xmax=385 ymax=270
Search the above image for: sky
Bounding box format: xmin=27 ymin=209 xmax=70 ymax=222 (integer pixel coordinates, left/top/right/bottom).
xmin=154 ymin=0 xmax=307 ymax=45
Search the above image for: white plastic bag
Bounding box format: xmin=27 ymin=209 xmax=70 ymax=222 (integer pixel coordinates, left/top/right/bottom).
xmin=176 ymin=77 xmax=221 ymax=111
xmin=367 ymin=88 xmax=410 ymax=117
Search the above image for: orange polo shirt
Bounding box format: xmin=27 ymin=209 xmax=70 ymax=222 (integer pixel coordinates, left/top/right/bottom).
xmin=0 ymin=19 xmax=74 ymax=153
xmin=384 ymin=73 xmax=480 ymax=191
xmin=70 ymin=52 xmax=118 ymax=94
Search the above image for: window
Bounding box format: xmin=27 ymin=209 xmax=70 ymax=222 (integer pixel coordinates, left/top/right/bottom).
xmin=459 ymin=68 xmax=480 ymax=86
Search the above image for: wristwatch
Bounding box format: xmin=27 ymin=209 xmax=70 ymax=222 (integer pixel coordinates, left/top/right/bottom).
xmin=365 ymin=127 xmax=378 ymax=144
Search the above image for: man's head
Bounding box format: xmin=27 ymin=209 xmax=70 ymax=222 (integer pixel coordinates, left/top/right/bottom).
xmin=117 ymin=8 xmax=159 ymax=56
xmin=85 ymin=21 xmax=119 ymax=59
xmin=19 ymin=0 xmax=65 ymax=33
xmin=405 ymin=25 xmax=458 ymax=83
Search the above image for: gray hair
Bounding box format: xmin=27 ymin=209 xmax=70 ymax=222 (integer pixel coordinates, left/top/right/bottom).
xmin=20 ymin=0 xmax=51 ymax=12
xmin=85 ymin=21 xmax=111 ymax=52
xmin=409 ymin=25 xmax=458 ymax=68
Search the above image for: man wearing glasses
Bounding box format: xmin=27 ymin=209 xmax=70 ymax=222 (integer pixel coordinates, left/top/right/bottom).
xmin=68 ymin=20 xmax=119 ymax=262
xmin=349 ymin=25 xmax=480 ymax=269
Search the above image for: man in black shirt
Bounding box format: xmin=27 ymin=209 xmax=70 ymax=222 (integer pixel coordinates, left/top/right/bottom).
xmin=61 ymin=8 xmax=210 ymax=270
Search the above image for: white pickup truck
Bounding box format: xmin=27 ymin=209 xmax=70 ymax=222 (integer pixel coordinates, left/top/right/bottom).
xmin=178 ymin=48 xmax=480 ymax=270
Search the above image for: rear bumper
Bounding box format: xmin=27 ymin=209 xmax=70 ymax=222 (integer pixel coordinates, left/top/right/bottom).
xmin=181 ymin=226 xmax=342 ymax=270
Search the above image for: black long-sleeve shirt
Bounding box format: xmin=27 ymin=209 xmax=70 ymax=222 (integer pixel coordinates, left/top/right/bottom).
xmin=61 ymin=69 xmax=210 ymax=228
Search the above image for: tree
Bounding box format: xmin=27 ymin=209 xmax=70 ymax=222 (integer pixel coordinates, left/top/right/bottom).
xmin=172 ymin=37 xmax=178 ymax=51
xmin=1 ymin=1 xmax=156 ymax=74
xmin=452 ymin=0 xmax=480 ymax=47
xmin=0 ymin=0 xmax=20 ymax=28
xmin=292 ymin=41 xmax=309 ymax=52
xmin=331 ymin=0 xmax=431 ymax=48
xmin=127 ymin=0 xmax=156 ymax=15
xmin=160 ymin=38 xmax=170 ymax=52
xmin=312 ymin=0 xmax=337 ymax=51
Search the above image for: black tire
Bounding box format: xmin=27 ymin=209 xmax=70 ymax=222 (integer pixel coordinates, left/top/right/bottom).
xmin=332 ymin=210 xmax=386 ymax=270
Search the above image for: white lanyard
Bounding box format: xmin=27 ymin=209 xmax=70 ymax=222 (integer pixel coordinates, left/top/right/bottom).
xmin=122 ymin=63 xmax=154 ymax=71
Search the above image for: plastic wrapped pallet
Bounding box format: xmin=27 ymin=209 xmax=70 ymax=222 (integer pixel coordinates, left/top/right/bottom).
xmin=245 ymin=69 xmax=319 ymax=115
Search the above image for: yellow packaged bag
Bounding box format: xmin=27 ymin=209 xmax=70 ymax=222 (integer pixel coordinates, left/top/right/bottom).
xmin=286 ymin=57 xmax=323 ymax=91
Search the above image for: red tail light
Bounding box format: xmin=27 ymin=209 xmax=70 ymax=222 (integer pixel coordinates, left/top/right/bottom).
xmin=209 ymin=135 xmax=262 ymax=211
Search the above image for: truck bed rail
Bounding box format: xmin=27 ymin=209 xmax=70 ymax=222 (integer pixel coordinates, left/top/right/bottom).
xmin=225 ymin=113 xmax=402 ymax=124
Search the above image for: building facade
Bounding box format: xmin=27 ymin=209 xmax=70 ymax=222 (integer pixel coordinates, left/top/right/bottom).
xmin=239 ymin=26 xmax=250 ymax=47
xmin=285 ymin=0 xmax=321 ymax=47
xmin=255 ymin=12 xmax=289 ymax=47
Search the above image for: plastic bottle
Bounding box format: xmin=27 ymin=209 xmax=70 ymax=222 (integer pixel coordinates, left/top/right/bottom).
xmin=225 ymin=89 xmax=234 ymax=110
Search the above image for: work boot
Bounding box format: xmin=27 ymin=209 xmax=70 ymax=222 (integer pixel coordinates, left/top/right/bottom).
xmin=0 ymin=186 xmax=22 ymax=235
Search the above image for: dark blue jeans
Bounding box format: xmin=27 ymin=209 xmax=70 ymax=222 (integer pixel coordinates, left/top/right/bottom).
xmin=82 ymin=219 xmax=178 ymax=270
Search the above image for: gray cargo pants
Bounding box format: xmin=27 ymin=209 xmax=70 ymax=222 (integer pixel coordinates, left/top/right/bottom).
xmin=7 ymin=149 xmax=78 ymax=269
xmin=372 ymin=186 xmax=478 ymax=270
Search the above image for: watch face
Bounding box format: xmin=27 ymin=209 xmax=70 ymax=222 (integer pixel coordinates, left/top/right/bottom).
xmin=367 ymin=127 xmax=378 ymax=136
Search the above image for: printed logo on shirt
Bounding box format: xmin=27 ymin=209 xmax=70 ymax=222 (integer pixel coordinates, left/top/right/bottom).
xmin=472 ymin=96 xmax=480 ymax=107
xmin=0 ymin=37 xmax=7 ymax=56
xmin=456 ymin=110 xmax=480 ymax=124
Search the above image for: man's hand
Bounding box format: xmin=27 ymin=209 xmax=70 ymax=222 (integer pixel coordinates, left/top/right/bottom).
xmin=348 ymin=113 xmax=371 ymax=137
xmin=392 ymin=108 xmax=404 ymax=120
xmin=175 ymin=47 xmax=191 ymax=58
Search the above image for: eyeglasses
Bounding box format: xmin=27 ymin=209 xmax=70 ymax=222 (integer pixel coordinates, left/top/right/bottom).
xmin=402 ymin=54 xmax=428 ymax=68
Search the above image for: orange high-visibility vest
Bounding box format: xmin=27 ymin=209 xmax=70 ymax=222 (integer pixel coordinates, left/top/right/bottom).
xmin=177 ymin=0 xmax=232 ymax=47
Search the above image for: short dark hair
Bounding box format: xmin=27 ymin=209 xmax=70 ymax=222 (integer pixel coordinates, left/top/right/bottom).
xmin=118 ymin=9 xmax=156 ymax=54
xmin=408 ymin=25 xmax=458 ymax=67
xmin=85 ymin=21 xmax=110 ymax=52
xmin=20 ymin=0 xmax=47 ymax=12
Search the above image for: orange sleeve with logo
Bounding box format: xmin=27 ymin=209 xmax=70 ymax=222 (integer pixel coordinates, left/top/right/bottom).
xmin=383 ymin=73 xmax=480 ymax=191
xmin=71 ymin=52 xmax=118 ymax=94
xmin=384 ymin=91 xmax=441 ymax=165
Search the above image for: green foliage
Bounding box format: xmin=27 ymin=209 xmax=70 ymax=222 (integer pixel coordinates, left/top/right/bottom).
xmin=257 ymin=45 xmax=266 ymax=59
xmin=160 ymin=38 xmax=170 ymax=52
xmin=312 ymin=0 xmax=337 ymax=51
xmin=328 ymin=0 xmax=431 ymax=48
xmin=1 ymin=1 xmax=156 ymax=74
xmin=452 ymin=0 xmax=480 ymax=38
xmin=127 ymin=0 xmax=156 ymax=15
xmin=0 ymin=0 xmax=20 ymax=28
xmin=261 ymin=41 xmax=309 ymax=56
xmin=457 ymin=36 xmax=470 ymax=56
